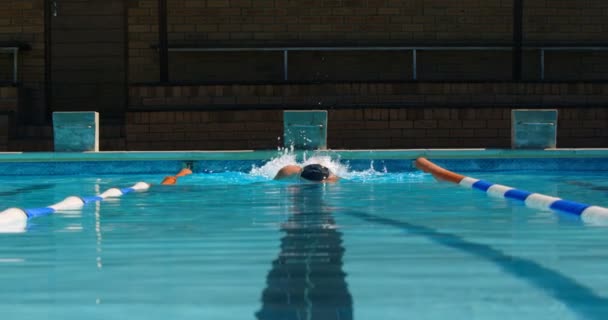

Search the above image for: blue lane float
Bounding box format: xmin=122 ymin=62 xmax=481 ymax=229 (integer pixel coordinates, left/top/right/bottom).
xmin=0 ymin=182 xmax=150 ymax=233
xmin=415 ymin=157 xmax=608 ymax=226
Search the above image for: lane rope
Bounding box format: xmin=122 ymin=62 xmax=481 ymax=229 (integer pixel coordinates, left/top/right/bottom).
xmin=0 ymin=168 xmax=193 ymax=232
xmin=414 ymin=157 xmax=608 ymax=225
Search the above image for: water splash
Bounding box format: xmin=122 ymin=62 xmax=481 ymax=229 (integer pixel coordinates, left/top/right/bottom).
xmin=249 ymin=149 xmax=424 ymax=183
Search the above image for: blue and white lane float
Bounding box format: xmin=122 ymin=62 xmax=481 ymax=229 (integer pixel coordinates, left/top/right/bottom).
xmin=0 ymin=168 xmax=194 ymax=233
xmin=414 ymin=157 xmax=608 ymax=226
xmin=0 ymin=182 xmax=151 ymax=233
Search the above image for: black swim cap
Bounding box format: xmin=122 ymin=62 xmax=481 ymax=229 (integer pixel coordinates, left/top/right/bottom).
xmin=300 ymin=164 xmax=331 ymax=181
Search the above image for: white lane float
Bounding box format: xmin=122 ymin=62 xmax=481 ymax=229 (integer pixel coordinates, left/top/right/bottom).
xmin=0 ymin=182 xmax=151 ymax=232
xmin=414 ymin=157 xmax=608 ymax=226
xmin=0 ymin=167 xmax=193 ymax=232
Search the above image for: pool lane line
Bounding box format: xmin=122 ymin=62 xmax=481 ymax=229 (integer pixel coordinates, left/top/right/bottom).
xmin=0 ymin=181 xmax=152 ymax=230
xmin=0 ymin=168 xmax=193 ymax=231
xmin=414 ymin=157 xmax=608 ymax=225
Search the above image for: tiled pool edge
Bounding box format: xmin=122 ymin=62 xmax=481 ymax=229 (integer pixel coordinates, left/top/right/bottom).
xmin=0 ymin=148 xmax=607 ymax=162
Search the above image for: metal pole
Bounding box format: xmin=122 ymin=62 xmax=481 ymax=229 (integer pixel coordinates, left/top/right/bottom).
xmin=12 ymin=48 xmax=17 ymax=83
xmin=412 ymin=49 xmax=417 ymax=80
xmin=512 ymin=0 xmax=523 ymax=81
xmin=44 ymin=0 xmax=53 ymax=121
xmin=540 ymin=49 xmax=545 ymax=80
xmin=283 ymin=50 xmax=288 ymax=81
xmin=158 ymin=0 xmax=169 ymax=83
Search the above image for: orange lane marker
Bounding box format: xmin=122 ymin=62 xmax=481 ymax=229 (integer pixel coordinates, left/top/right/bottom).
xmin=161 ymin=168 xmax=193 ymax=185
xmin=414 ymin=157 xmax=465 ymax=184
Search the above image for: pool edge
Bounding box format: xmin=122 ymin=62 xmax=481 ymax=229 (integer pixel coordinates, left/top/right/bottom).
xmin=0 ymin=148 xmax=607 ymax=162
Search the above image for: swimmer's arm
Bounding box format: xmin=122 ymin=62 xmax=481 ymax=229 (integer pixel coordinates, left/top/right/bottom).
xmin=161 ymin=168 xmax=193 ymax=185
xmin=325 ymin=174 xmax=340 ymax=183
xmin=274 ymin=165 xmax=302 ymax=180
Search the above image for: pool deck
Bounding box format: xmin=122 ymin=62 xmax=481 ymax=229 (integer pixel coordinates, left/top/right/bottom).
xmin=0 ymin=148 xmax=607 ymax=162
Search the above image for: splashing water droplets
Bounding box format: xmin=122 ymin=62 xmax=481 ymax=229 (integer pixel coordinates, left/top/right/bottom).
xmin=249 ymin=148 xmax=392 ymax=181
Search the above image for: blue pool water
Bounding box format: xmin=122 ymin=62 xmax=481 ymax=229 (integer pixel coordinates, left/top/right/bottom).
xmin=0 ymin=157 xmax=608 ymax=319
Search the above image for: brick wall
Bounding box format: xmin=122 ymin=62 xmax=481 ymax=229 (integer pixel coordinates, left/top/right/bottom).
xmin=129 ymin=82 xmax=608 ymax=110
xmin=524 ymin=0 xmax=608 ymax=80
xmin=126 ymin=82 xmax=608 ymax=149
xmin=0 ymin=86 xmax=18 ymax=112
xmin=128 ymin=0 xmax=608 ymax=83
xmin=0 ymin=0 xmax=46 ymax=123
xmin=124 ymin=106 xmax=608 ymax=150
xmin=6 ymin=122 xmax=126 ymax=152
xmin=524 ymin=0 xmax=608 ymax=42
xmin=0 ymin=53 xmax=12 ymax=82
xmin=0 ymin=86 xmax=18 ymax=151
xmin=0 ymin=114 xmax=8 ymax=150
xmin=328 ymin=107 xmax=608 ymax=149
xmin=164 ymin=0 xmax=513 ymax=42
xmin=125 ymin=110 xmax=282 ymax=150
xmin=128 ymin=0 xmax=159 ymax=82
xmin=50 ymin=0 xmax=126 ymax=117
xmin=128 ymin=0 xmax=516 ymax=83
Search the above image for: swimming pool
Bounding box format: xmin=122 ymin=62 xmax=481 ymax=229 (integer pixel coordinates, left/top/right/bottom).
xmin=0 ymin=153 xmax=607 ymax=319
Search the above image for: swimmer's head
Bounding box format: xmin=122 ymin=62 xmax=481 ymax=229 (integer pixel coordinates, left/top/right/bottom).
xmin=300 ymin=164 xmax=331 ymax=182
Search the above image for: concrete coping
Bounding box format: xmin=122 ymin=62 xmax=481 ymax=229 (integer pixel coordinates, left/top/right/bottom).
xmin=0 ymin=148 xmax=606 ymax=162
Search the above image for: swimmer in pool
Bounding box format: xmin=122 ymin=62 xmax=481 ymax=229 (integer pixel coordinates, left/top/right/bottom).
xmin=274 ymin=164 xmax=340 ymax=183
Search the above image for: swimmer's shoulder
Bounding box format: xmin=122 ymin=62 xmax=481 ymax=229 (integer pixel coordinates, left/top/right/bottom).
xmin=274 ymin=165 xmax=302 ymax=180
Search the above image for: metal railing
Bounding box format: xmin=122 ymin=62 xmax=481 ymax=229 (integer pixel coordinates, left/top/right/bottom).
xmin=0 ymin=47 xmax=20 ymax=84
xmin=155 ymin=44 xmax=608 ymax=82
xmin=536 ymin=46 xmax=608 ymax=80
xmin=0 ymin=42 xmax=29 ymax=84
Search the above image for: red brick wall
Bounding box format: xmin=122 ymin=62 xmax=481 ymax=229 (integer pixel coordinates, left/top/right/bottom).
xmin=0 ymin=0 xmax=46 ymax=123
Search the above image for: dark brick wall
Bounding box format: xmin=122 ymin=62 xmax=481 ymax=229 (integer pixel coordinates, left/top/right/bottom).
xmin=128 ymin=0 xmax=517 ymax=82
xmin=0 ymin=0 xmax=46 ymax=124
xmin=129 ymin=82 xmax=608 ymax=110
xmin=50 ymin=0 xmax=126 ymax=117
xmin=126 ymin=83 xmax=608 ymax=149
xmin=0 ymin=86 xmax=18 ymax=151
xmin=123 ymin=106 xmax=608 ymax=150
xmin=4 ymin=80 xmax=608 ymax=151
xmin=524 ymin=0 xmax=608 ymax=42
xmin=2 ymin=0 xmax=608 ymax=151
xmin=128 ymin=0 xmax=159 ymax=83
xmin=125 ymin=110 xmax=283 ymax=150
xmin=0 ymin=86 xmax=18 ymax=111
xmin=127 ymin=0 xmax=608 ymax=83
xmin=328 ymin=107 xmax=608 ymax=149
xmin=0 ymin=53 xmax=12 ymax=82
